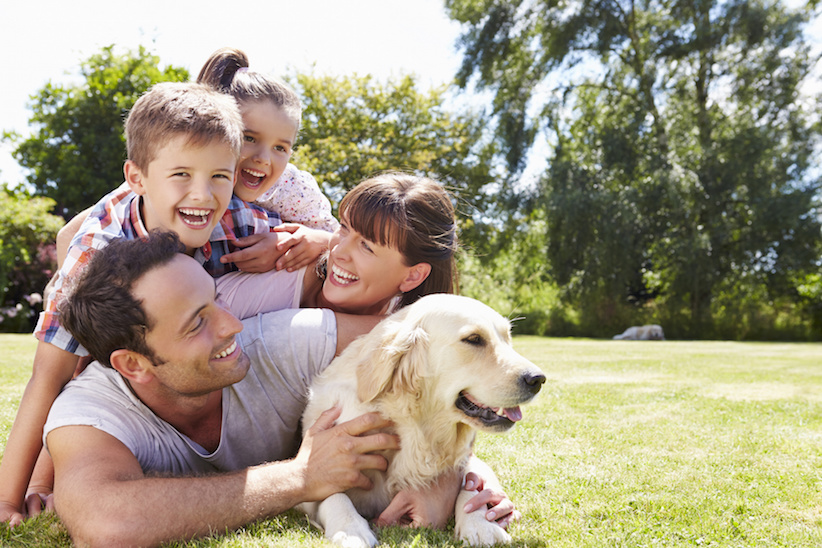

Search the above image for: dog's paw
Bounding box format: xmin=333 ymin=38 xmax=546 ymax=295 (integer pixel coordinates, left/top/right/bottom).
xmin=457 ymin=522 xmax=512 ymax=546
xmin=328 ymin=522 xmax=378 ymax=548
xmin=455 ymin=507 xmax=512 ymax=546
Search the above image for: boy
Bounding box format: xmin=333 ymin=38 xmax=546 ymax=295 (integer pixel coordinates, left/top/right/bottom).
xmin=0 ymin=82 xmax=295 ymax=525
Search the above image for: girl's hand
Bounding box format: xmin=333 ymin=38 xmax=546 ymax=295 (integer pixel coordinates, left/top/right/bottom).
xmin=220 ymin=232 xmax=283 ymax=273
xmin=273 ymin=223 xmax=332 ymax=272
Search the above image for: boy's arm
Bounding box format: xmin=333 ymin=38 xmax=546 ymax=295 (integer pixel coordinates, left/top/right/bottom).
xmin=48 ymin=408 xmax=398 ymax=546
xmin=0 ymin=342 xmax=79 ymax=525
xmin=56 ymin=207 xmax=92 ymax=269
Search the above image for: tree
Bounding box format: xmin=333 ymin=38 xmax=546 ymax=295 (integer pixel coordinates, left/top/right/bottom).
xmin=7 ymin=46 xmax=188 ymax=218
xmin=288 ymin=72 xmax=504 ymax=255
xmin=447 ymin=0 xmax=822 ymax=338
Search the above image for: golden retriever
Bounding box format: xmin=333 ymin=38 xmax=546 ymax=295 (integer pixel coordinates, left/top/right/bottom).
xmin=298 ymin=294 xmax=546 ymax=547
xmin=613 ymin=324 xmax=665 ymax=340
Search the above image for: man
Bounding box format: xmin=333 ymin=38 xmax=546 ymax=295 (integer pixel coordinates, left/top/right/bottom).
xmin=45 ymin=231 xmax=514 ymax=546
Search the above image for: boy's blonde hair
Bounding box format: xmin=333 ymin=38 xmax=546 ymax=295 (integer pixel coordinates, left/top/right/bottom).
xmin=124 ymin=82 xmax=245 ymax=172
xmin=197 ymin=48 xmax=302 ymax=133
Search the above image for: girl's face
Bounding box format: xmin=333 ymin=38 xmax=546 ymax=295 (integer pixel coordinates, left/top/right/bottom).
xmin=321 ymin=213 xmax=428 ymax=315
xmin=234 ymin=101 xmax=298 ymax=203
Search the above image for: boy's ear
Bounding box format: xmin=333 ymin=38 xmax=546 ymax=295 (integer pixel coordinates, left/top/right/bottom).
xmin=110 ymin=349 xmax=155 ymax=385
xmin=124 ymin=160 xmax=147 ymax=196
xmin=399 ymin=262 xmax=432 ymax=293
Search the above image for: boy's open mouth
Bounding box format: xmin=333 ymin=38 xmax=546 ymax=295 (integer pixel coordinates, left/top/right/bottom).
xmin=178 ymin=208 xmax=211 ymax=228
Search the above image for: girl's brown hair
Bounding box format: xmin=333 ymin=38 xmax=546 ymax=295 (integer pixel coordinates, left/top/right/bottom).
xmin=197 ymin=47 xmax=301 ymax=131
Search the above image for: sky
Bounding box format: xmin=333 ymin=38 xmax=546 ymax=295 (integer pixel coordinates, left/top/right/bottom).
xmin=0 ymin=0 xmax=466 ymax=185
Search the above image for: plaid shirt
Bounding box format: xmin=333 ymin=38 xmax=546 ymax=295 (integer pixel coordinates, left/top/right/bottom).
xmin=34 ymin=185 xmax=281 ymax=355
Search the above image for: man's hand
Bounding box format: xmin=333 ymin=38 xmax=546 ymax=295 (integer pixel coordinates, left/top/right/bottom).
xmin=462 ymin=471 xmax=521 ymax=529
xmin=294 ymin=407 xmax=399 ymax=503
xmin=220 ymin=233 xmax=283 ymax=272
xmin=272 ymin=223 xmax=332 ymax=272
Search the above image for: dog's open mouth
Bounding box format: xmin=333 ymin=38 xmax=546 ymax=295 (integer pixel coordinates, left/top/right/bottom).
xmin=456 ymin=391 xmax=522 ymax=429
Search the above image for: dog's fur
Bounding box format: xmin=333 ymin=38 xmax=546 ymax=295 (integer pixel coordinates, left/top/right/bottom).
xmin=613 ymin=324 xmax=665 ymax=340
xmin=298 ymin=294 xmax=546 ymax=547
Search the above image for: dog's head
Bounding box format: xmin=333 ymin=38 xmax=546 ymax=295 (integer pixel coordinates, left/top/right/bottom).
xmin=355 ymin=294 xmax=545 ymax=434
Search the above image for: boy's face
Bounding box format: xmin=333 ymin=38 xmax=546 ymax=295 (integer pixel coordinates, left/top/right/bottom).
xmin=125 ymin=135 xmax=237 ymax=253
xmin=234 ymin=101 xmax=298 ymax=203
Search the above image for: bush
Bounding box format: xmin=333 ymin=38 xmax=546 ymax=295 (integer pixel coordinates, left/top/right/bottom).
xmin=0 ymin=186 xmax=62 ymax=333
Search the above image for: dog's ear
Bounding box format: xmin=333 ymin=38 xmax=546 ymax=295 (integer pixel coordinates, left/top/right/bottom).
xmin=357 ymin=319 xmax=429 ymax=403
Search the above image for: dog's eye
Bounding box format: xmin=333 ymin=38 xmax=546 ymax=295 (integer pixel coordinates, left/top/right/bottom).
xmin=462 ymin=333 xmax=486 ymax=347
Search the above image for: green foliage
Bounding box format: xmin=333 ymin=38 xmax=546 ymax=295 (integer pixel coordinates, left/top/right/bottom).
xmin=0 ymin=186 xmax=62 ymax=333
xmin=6 ymin=45 xmax=188 ymax=218
xmin=447 ymin=0 xmax=822 ymax=339
xmin=288 ymin=71 xmax=503 ymax=252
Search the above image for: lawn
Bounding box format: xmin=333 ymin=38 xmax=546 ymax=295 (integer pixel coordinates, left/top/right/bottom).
xmin=1 ymin=334 xmax=821 ymax=547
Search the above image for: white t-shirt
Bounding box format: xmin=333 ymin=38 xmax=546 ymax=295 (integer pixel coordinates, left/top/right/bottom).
xmin=216 ymin=266 xmax=306 ymax=320
xmin=44 ymin=308 xmax=336 ymax=475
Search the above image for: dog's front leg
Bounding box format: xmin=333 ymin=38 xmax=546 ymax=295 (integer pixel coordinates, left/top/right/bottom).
xmin=298 ymin=494 xmax=377 ymax=548
xmin=454 ymin=459 xmax=513 ymax=546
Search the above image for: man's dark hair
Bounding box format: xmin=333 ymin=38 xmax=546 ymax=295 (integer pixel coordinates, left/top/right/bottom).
xmin=59 ymin=231 xmax=186 ymax=367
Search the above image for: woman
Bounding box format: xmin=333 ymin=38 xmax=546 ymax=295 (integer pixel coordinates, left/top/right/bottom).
xmin=217 ymin=171 xmax=459 ymax=319
xmin=303 ymin=171 xmax=458 ymax=314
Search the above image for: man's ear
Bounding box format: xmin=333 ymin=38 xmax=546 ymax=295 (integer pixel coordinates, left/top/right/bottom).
xmin=110 ymin=349 xmax=155 ymax=385
xmin=398 ymin=262 xmax=432 ymax=293
xmin=124 ymin=160 xmax=147 ymax=196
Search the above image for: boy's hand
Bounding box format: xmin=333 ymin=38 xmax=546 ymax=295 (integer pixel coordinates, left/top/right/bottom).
xmin=220 ymin=233 xmax=284 ymax=273
xmin=0 ymin=501 xmax=24 ymax=527
xmin=272 ymin=223 xmax=333 ymax=272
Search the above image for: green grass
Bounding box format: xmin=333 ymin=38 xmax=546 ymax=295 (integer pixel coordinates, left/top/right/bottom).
xmin=1 ymin=334 xmax=821 ymax=547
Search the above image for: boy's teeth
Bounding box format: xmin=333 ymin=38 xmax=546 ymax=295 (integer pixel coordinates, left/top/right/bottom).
xmin=179 ymin=208 xmax=210 ymax=227
xmin=244 ymin=168 xmax=266 ymax=178
xmin=179 ymin=208 xmax=210 ymax=216
xmin=213 ymin=341 xmax=237 ymax=359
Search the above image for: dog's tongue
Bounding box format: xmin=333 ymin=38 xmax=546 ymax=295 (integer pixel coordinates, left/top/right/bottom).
xmin=503 ymin=406 xmax=522 ymax=422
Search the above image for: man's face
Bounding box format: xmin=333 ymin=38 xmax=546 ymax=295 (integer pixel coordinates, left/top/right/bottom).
xmin=128 ymin=135 xmax=237 ymax=254
xmin=132 ymin=254 xmax=249 ymax=397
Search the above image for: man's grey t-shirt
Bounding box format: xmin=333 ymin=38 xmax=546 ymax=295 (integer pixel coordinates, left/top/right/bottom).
xmin=43 ymin=308 xmax=336 ymax=475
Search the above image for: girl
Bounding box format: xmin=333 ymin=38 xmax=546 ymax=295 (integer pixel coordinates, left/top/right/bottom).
xmin=197 ymin=48 xmax=338 ymax=273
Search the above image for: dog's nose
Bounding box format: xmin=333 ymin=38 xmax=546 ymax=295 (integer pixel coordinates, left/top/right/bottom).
xmin=520 ymin=371 xmax=546 ymax=395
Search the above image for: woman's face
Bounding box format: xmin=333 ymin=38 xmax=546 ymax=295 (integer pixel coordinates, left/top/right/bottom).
xmin=321 ymin=213 xmax=423 ymax=315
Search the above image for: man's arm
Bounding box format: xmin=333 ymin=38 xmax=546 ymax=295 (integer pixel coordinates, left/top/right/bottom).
xmin=49 ymin=408 xmax=399 ymax=546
